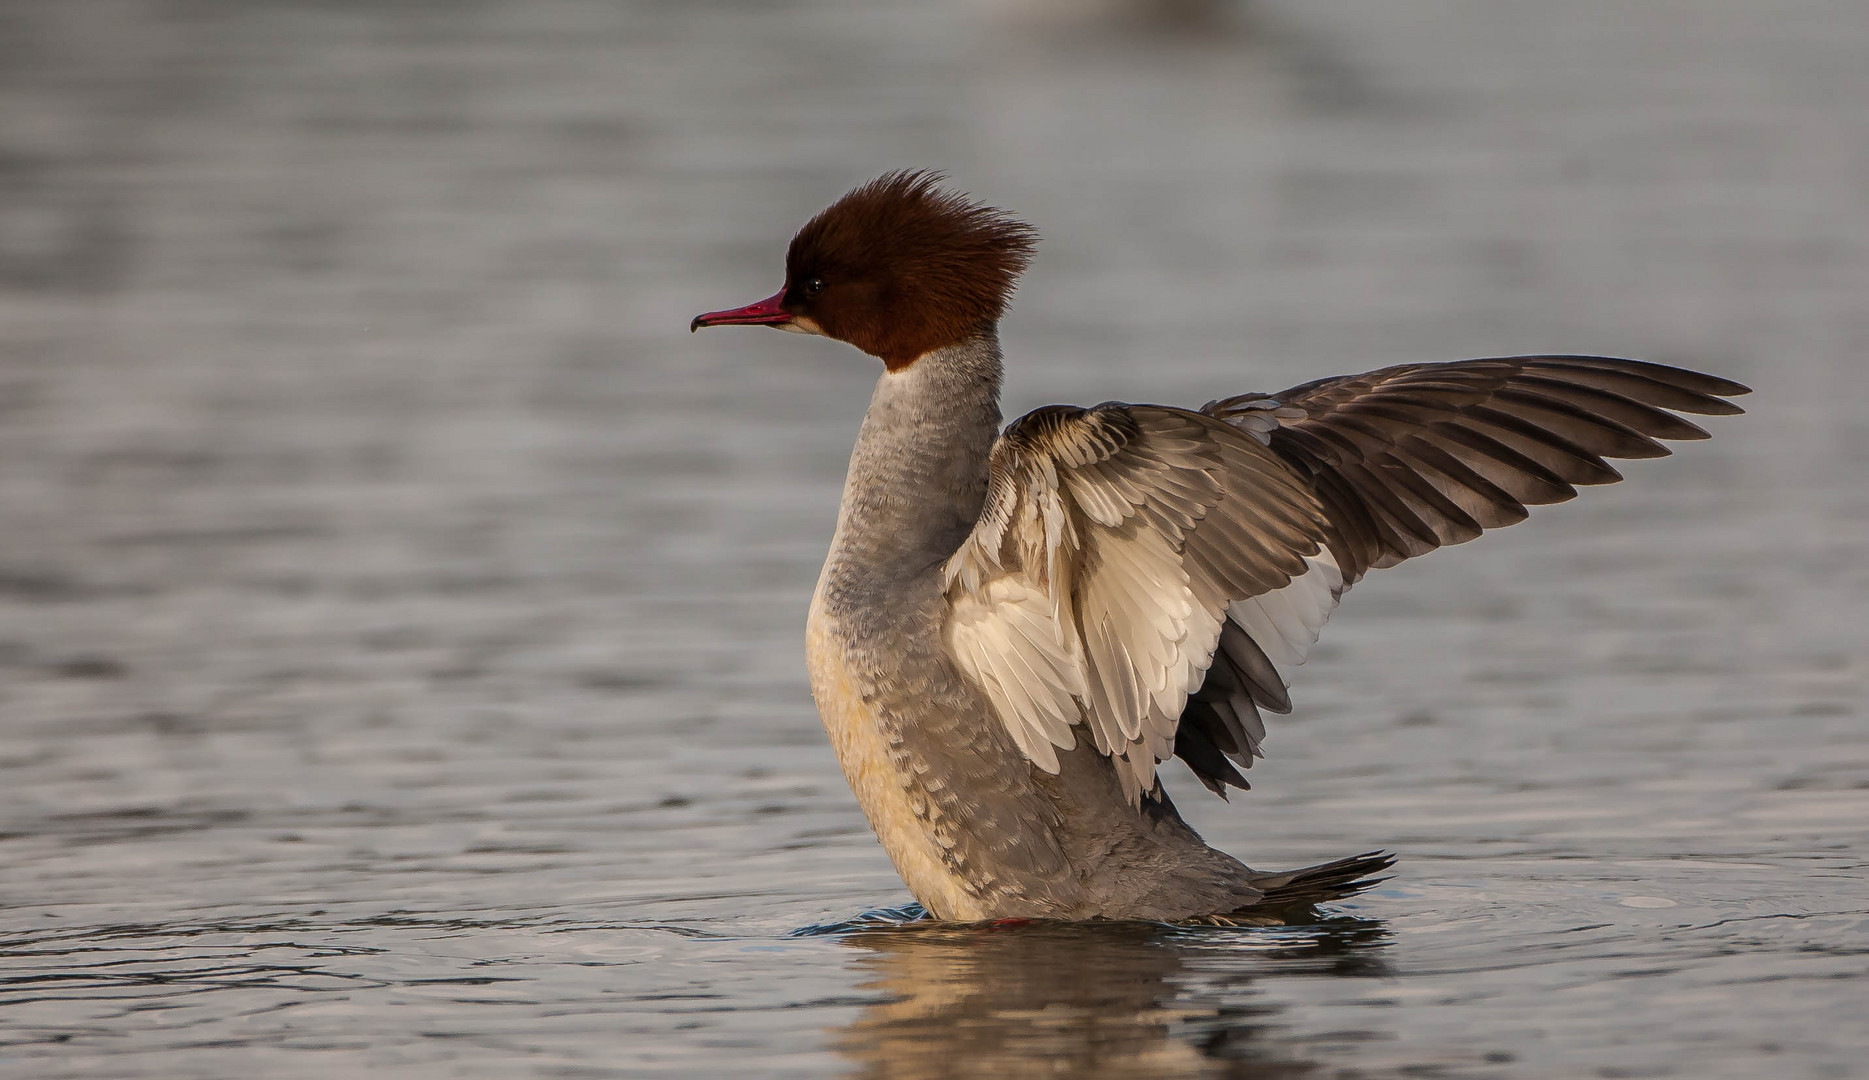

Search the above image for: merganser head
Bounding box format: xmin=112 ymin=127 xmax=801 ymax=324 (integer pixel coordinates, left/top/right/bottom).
xmin=691 ymin=170 xmax=1038 ymax=370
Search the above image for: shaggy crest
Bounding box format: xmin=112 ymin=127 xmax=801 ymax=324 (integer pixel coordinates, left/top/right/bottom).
xmin=786 ymin=171 xmax=1038 ymax=368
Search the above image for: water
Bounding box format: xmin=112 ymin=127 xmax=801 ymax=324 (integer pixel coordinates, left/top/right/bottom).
xmin=1 ymin=1 xmax=1865 ymax=1076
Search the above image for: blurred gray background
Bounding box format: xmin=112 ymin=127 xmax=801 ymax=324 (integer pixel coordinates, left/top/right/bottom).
xmin=1 ymin=2 xmax=1865 ymax=1078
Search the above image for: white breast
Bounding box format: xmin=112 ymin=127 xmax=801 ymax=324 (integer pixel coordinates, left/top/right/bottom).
xmin=805 ymin=589 xmax=989 ymax=921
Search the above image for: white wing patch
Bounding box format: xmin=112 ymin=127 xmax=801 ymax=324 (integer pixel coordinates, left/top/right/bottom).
xmin=946 ymin=576 xmax=1084 ymax=773
xmin=1075 ymin=520 xmax=1219 ymax=764
xmin=1228 ymin=547 xmax=1342 ymax=668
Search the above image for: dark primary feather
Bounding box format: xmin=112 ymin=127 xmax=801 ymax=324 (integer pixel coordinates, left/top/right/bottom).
xmin=1176 ymin=621 xmax=1286 ymax=796
xmin=1169 ymin=355 xmax=1747 ymax=797
xmin=1202 ymin=356 xmax=1750 ymax=584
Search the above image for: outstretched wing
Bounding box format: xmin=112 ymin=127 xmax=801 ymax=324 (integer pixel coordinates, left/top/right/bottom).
xmin=945 ymin=356 xmax=1747 ymax=807
xmin=1169 ymin=354 xmax=1750 ymax=794
xmin=1204 ymin=355 xmax=1750 ymax=584
xmin=942 ymin=404 xmax=1336 ymax=804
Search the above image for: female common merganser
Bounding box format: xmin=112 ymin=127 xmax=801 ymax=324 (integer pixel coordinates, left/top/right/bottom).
xmin=692 ymin=171 xmax=1747 ymax=922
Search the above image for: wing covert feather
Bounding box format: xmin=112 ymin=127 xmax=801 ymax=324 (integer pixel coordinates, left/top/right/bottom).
xmin=943 ymin=404 xmax=1331 ymax=804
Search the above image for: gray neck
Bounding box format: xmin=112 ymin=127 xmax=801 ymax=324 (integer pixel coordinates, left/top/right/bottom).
xmin=828 ymin=334 xmax=1004 ymax=586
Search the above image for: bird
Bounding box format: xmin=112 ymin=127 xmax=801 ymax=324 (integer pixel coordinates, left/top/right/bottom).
xmin=691 ymin=170 xmax=1748 ymax=922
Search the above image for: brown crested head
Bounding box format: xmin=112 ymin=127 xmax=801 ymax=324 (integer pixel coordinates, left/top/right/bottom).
xmin=692 ymin=171 xmax=1038 ymax=370
xmin=785 ymin=171 xmax=1037 ymax=367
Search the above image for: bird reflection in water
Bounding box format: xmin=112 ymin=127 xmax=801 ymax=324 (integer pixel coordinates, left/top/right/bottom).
xmin=821 ymin=911 xmax=1390 ymax=1079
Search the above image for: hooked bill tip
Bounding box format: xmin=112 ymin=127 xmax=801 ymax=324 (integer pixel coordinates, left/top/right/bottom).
xmin=690 ymin=289 xmax=793 ymax=333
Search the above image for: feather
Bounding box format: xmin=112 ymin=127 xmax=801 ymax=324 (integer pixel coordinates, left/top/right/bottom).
xmin=940 ymin=358 xmax=1744 ymax=811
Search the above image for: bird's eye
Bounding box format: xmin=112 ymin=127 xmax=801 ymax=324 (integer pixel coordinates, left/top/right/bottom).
xmin=803 ymin=277 xmax=825 ymax=297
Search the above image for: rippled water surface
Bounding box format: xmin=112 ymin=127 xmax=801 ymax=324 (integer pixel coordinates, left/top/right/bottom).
xmin=2 ymin=1 xmax=1866 ymax=1076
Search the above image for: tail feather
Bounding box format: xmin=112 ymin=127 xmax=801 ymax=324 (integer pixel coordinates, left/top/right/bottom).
xmin=1246 ymin=851 xmax=1395 ymax=909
